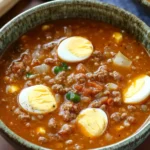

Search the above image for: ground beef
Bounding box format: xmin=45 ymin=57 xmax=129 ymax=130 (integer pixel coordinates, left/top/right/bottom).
xmin=76 ymin=63 xmax=87 ymax=73
xmin=91 ymin=50 xmax=103 ymax=63
xmin=51 ymin=84 xmax=64 ymax=93
xmin=89 ymin=96 xmax=108 ymax=108
xmin=127 ymin=105 xmax=136 ymax=112
xmin=48 ymin=118 xmax=57 ymax=129
xmin=58 ymin=124 xmax=74 ymax=135
xmin=48 ymin=78 xmax=56 ymax=85
xmin=48 ymin=133 xmax=62 ymax=142
xmin=112 ymin=91 xmax=122 ymax=104
xmin=109 ymin=71 xmax=123 ymax=81
xmin=44 ymin=57 xmax=56 ymax=64
xmin=38 ymin=136 xmax=48 ymax=144
xmin=11 ymin=62 xmax=25 ymax=75
xmin=123 ymin=120 xmax=130 ymax=127
xmin=86 ymin=72 xmax=95 ymax=80
xmin=75 ymin=73 xmax=86 ymax=83
xmin=74 ymin=144 xmax=84 ymax=150
xmin=14 ymin=108 xmax=21 ymax=115
xmin=85 ymin=65 xmax=109 ymax=82
xmin=94 ymin=65 xmax=109 ymax=82
xmin=65 ymin=139 xmax=73 ymax=145
xmin=43 ymin=75 xmax=51 ymax=81
xmin=59 ymin=101 xmax=80 ymax=122
xmin=37 ymin=115 xmax=44 ymax=120
xmin=110 ymin=112 xmax=121 ymax=122
xmin=31 ymin=59 xmax=40 ymax=66
xmin=66 ymin=74 xmax=75 ymax=86
xmin=127 ymin=116 xmax=136 ymax=123
xmin=22 ymin=54 xmax=32 ymax=65
xmin=55 ymin=71 xmax=66 ymax=84
xmin=100 ymin=104 xmax=107 ymax=111
xmin=24 ymin=80 xmax=33 ymax=87
xmin=121 ymin=112 xmax=127 ymax=119
xmin=18 ymin=113 xmax=30 ymax=121
xmin=25 ymin=122 xmax=31 ymax=128
xmin=80 ymin=96 xmax=91 ymax=103
xmin=51 ymin=84 xmax=71 ymax=94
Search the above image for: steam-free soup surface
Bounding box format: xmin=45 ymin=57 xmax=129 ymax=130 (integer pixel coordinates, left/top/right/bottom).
xmin=0 ymin=19 xmax=150 ymax=149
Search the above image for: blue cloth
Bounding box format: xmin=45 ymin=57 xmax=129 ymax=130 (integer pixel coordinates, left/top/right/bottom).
xmin=99 ymin=0 xmax=150 ymax=26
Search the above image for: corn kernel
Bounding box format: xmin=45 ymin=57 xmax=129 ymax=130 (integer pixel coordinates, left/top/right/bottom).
xmin=42 ymin=25 xmax=50 ymax=31
xmin=6 ymin=85 xmax=19 ymax=94
xmin=112 ymin=32 xmax=123 ymax=43
xmin=36 ymin=127 xmax=46 ymax=135
xmin=115 ymin=125 xmax=124 ymax=131
xmin=21 ymin=35 xmax=28 ymax=42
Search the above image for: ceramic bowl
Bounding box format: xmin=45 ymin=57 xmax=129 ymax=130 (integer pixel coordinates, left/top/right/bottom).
xmin=139 ymin=0 xmax=150 ymax=8
xmin=0 ymin=0 xmax=150 ymax=150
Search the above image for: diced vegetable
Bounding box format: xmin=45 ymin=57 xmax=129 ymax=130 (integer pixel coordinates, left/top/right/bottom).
xmin=113 ymin=51 xmax=132 ymax=68
xmin=33 ymin=64 xmax=50 ymax=74
xmin=66 ymin=92 xmax=80 ymax=103
xmin=107 ymin=98 xmax=113 ymax=105
xmin=112 ymin=32 xmax=123 ymax=43
xmin=54 ymin=62 xmax=69 ymax=74
xmin=6 ymin=85 xmax=19 ymax=94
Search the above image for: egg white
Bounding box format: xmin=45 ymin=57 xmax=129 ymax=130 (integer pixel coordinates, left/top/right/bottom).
xmin=57 ymin=36 xmax=93 ymax=63
xmin=124 ymin=75 xmax=150 ymax=104
xmin=18 ymin=85 xmax=57 ymax=114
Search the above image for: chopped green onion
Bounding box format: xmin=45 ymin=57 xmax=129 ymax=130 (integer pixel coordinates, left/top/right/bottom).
xmin=61 ymin=62 xmax=68 ymax=71
xmin=54 ymin=66 xmax=63 ymax=74
xmin=66 ymin=91 xmax=80 ymax=103
xmin=54 ymin=62 xmax=69 ymax=74
xmin=26 ymin=72 xmax=32 ymax=78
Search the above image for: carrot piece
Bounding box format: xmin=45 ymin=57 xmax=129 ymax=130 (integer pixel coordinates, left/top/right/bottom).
xmin=87 ymin=81 xmax=103 ymax=91
xmin=82 ymin=88 xmax=92 ymax=96
xmin=107 ymin=98 xmax=114 ymax=105
xmin=74 ymin=84 xmax=83 ymax=91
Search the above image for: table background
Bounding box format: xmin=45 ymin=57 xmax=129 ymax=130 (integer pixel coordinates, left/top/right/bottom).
xmin=0 ymin=0 xmax=149 ymax=149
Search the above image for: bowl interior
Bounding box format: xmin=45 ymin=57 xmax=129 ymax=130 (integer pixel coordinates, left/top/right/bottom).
xmin=0 ymin=0 xmax=150 ymax=150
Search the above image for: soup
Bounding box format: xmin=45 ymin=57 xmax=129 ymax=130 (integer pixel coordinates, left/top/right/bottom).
xmin=0 ymin=19 xmax=149 ymax=149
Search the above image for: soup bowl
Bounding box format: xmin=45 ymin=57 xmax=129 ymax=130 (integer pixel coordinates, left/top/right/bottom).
xmin=0 ymin=0 xmax=150 ymax=149
xmin=139 ymin=0 xmax=150 ymax=8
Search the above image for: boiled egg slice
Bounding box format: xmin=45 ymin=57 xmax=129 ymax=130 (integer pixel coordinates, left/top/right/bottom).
xmin=76 ymin=108 xmax=108 ymax=138
xmin=123 ymin=75 xmax=150 ymax=104
xmin=18 ymin=85 xmax=57 ymax=114
xmin=57 ymin=36 xmax=93 ymax=63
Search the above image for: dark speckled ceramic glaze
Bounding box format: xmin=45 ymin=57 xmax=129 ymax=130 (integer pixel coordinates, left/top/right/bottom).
xmin=139 ymin=0 xmax=150 ymax=8
xmin=0 ymin=0 xmax=150 ymax=150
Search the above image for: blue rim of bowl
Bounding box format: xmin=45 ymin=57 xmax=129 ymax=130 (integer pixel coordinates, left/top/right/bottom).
xmin=0 ymin=0 xmax=150 ymax=149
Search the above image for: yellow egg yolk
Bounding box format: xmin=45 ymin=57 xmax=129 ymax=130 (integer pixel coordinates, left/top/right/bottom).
xmin=28 ymin=85 xmax=57 ymax=112
xmin=124 ymin=75 xmax=145 ymax=98
xmin=67 ymin=36 xmax=93 ymax=57
xmin=77 ymin=109 xmax=107 ymax=138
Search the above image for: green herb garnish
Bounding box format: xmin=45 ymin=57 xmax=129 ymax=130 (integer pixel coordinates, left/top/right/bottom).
xmin=54 ymin=62 xmax=69 ymax=74
xmin=66 ymin=91 xmax=80 ymax=103
xmin=26 ymin=72 xmax=32 ymax=78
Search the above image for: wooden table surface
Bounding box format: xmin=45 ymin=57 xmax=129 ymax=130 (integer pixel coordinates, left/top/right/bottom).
xmin=0 ymin=0 xmax=149 ymax=149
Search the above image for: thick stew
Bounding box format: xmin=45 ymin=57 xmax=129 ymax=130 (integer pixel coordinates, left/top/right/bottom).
xmin=0 ymin=19 xmax=150 ymax=149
